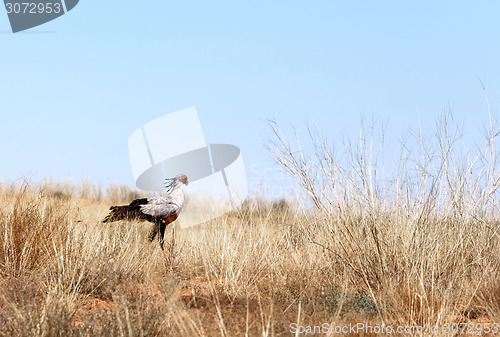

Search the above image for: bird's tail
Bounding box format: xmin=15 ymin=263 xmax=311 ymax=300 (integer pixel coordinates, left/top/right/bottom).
xmin=103 ymin=205 xmax=151 ymax=223
xmin=103 ymin=205 xmax=130 ymax=223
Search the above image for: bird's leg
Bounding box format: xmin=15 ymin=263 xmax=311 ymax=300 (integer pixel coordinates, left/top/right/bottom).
xmin=169 ymin=221 xmax=176 ymax=259
xmin=158 ymin=221 xmax=171 ymax=267
xmin=160 ymin=243 xmax=171 ymax=266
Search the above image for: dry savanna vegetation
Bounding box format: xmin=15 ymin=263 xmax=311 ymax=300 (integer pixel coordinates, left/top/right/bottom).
xmin=1 ymin=113 xmax=500 ymax=336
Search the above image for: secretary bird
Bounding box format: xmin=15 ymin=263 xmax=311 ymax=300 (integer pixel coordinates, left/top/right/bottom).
xmin=103 ymin=174 xmax=188 ymax=266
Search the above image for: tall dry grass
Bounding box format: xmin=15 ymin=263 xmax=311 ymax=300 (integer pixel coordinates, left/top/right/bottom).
xmin=0 ymin=112 xmax=499 ymax=336
xmin=266 ymin=110 xmax=500 ymax=331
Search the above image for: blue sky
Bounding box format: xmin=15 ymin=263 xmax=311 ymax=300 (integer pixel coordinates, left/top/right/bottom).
xmin=1 ymin=1 xmax=499 ymax=197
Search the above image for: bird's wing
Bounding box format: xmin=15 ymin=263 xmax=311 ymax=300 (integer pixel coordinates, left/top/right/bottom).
xmin=129 ymin=198 xmax=149 ymax=207
xmin=140 ymin=196 xmax=180 ymax=217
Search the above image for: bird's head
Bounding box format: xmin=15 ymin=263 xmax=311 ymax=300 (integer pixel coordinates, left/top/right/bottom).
xmin=178 ymin=174 xmax=188 ymax=186
xmin=165 ymin=174 xmax=189 ymax=191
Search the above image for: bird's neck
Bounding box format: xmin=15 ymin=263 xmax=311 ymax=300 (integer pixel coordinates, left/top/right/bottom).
xmin=169 ymin=183 xmax=185 ymax=201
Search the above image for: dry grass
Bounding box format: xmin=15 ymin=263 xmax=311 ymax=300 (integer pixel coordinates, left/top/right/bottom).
xmin=1 ymin=113 xmax=500 ymax=336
